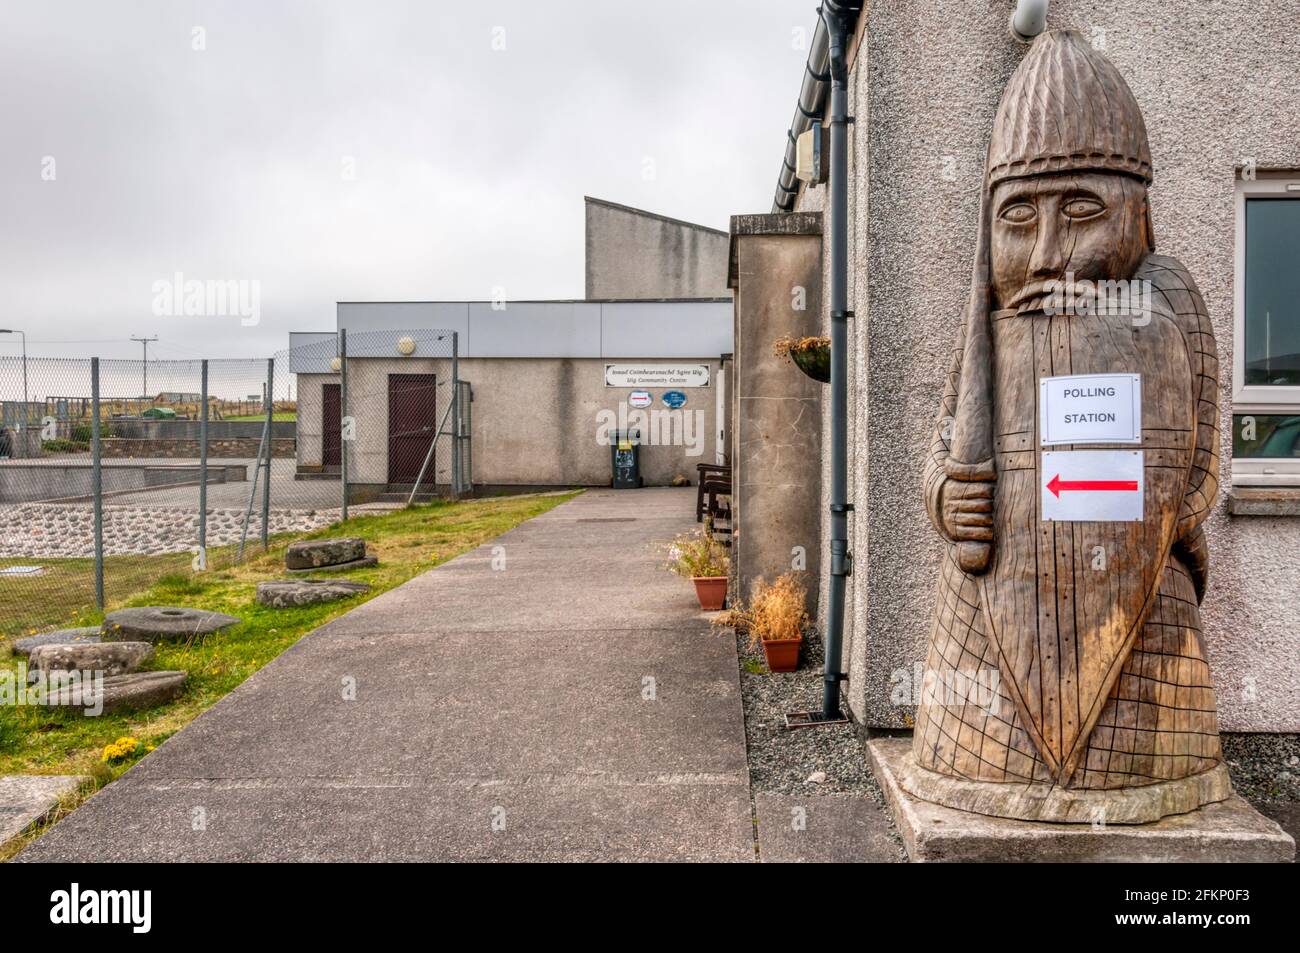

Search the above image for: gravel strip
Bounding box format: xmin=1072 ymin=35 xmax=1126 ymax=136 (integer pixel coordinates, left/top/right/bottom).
xmin=735 ymin=624 xmax=908 ymax=861
xmin=735 ymin=626 xmax=1294 ymax=862
xmin=1222 ymin=733 xmax=1300 ymax=803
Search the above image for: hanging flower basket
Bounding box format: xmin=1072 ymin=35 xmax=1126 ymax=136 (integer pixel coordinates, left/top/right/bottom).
xmin=774 ymin=335 xmax=831 ymax=384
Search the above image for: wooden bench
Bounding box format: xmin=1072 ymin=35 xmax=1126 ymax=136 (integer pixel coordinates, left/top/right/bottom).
xmin=695 ymin=463 xmax=731 ymax=522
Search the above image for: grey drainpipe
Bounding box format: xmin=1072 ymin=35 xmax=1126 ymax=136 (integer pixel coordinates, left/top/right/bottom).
xmin=820 ymin=0 xmax=852 ymax=720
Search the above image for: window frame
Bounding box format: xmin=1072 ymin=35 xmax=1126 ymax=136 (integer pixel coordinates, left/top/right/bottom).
xmin=1232 ymin=176 xmax=1300 ymax=486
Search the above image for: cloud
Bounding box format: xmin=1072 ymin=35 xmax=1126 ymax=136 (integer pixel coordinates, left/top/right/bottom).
xmin=0 ymin=0 xmax=812 ymax=360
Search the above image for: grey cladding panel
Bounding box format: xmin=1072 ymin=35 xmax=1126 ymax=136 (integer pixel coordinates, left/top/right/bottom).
xmin=600 ymin=301 xmax=733 ymax=358
xmin=338 ymin=302 xmax=469 ymax=342
xmin=288 ymin=331 xmax=338 ymax=373
xmin=327 ymin=300 xmax=734 ymax=359
xmin=465 ymin=302 xmax=601 ymax=357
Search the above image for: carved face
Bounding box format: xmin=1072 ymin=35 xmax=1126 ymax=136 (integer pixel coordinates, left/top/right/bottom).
xmin=989 ymin=172 xmax=1150 ymax=313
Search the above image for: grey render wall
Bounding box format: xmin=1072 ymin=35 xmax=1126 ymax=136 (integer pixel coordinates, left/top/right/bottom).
xmin=792 ymin=0 xmax=1300 ymax=732
xmin=585 ymin=197 xmax=732 ymax=300
xmin=297 ymin=374 xmax=326 ymax=468
xmin=298 ymin=357 xmax=721 ymax=487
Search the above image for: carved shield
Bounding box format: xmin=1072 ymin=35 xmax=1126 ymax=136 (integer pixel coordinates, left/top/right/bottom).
xmin=978 ymin=304 xmax=1196 ymax=785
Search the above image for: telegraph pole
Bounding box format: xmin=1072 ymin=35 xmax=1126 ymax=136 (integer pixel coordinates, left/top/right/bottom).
xmin=131 ymin=335 xmax=158 ymax=406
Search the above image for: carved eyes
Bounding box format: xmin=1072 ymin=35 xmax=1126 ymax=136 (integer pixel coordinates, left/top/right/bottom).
xmin=1062 ymin=197 xmax=1106 ymax=220
xmin=999 ymin=203 xmax=1036 ymax=224
xmin=997 ymin=196 xmax=1107 ymax=225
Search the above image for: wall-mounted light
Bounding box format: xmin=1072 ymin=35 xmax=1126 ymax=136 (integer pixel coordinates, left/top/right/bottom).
xmin=397 ymin=336 xmax=416 ymax=356
xmin=795 ymin=122 xmax=829 ymax=185
xmin=330 ymin=356 xmax=342 ymax=372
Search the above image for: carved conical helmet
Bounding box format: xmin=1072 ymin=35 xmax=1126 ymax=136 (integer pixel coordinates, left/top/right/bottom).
xmin=987 ymin=29 xmax=1152 ymax=187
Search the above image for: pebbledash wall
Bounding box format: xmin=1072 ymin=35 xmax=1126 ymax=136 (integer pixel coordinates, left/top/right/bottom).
xmin=784 ymin=1 xmax=1300 ymax=733
xmin=293 ymin=300 xmax=731 ymax=489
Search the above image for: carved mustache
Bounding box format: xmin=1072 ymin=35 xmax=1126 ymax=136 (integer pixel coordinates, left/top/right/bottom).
xmin=1003 ymin=279 xmax=1102 ymax=313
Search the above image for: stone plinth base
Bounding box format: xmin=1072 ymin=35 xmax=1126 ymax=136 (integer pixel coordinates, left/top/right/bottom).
xmin=868 ymin=738 xmax=1295 ymax=863
xmin=898 ymin=752 xmax=1232 ymax=824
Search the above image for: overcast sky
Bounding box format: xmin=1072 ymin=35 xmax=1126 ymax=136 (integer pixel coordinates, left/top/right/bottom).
xmin=0 ymin=0 xmax=815 ymax=362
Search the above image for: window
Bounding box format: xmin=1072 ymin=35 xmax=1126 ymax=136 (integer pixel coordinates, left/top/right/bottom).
xmin=1233 ymin=177 xmax=1300 ymax=485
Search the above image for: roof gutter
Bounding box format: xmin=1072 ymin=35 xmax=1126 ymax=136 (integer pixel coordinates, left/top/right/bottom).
xmin=771 ymin=3 xmax=861 ymax=213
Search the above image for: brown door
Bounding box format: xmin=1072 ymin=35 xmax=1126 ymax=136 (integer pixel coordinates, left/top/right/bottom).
xmin=322 ymin=383 xmax=341 ymax=467
xmin=387 ymin=374 xmax=437 ymax=484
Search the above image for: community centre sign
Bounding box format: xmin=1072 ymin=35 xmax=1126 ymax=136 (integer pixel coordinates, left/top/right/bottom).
xmin=604 ymin=364 xmax=710 ymax=388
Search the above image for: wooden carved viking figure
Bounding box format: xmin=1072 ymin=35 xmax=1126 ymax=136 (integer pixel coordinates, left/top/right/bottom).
xmin=909 ymin=30 xmax=1230 ymax=822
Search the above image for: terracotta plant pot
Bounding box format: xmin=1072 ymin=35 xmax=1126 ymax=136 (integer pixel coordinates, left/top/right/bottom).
xmin=692 ymin=576 xmax=728 ymax=611
xmin=761 ymin=635 xmax=802 ymax=673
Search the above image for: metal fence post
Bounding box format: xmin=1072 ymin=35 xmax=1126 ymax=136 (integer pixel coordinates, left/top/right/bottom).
xmin=199 ymin=359 xmax=208 ymax=569
xmin=339 ymin=329 xmax=348 ymax=522
xmin=451 ymin=331 xmax=460 ymax=498
xmin=91 ymin=357 xmax=104 ymax=610
xmin=464 ymin=381 xmax=472 ymax=495
xmin=261 ymin=357 xmax=273 ymax=547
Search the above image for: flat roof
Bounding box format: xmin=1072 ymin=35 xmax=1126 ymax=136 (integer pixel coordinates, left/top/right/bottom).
xmin=290 ymin=298 xmax=734 ymax=371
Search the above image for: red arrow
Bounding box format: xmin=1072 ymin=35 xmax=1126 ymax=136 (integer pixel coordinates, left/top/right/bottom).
xmin=1047 ymin=474 xmax=1139 ymax=498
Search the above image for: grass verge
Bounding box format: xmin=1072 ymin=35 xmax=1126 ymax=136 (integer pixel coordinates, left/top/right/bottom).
xmin=0 ymin=489 xmax=579 ymax=859
xmin=222 ymin=412 xmax=297 ymax=421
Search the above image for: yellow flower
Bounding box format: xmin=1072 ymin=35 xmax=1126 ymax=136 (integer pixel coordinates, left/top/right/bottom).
xmin=100 ymin=736 xmax=141 ymax=763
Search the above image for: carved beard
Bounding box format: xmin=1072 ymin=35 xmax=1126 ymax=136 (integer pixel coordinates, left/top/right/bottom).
xmin=988 ymin=172 xmax=1152 ymax=315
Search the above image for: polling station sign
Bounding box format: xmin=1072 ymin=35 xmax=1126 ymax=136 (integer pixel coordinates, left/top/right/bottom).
xmin=605 ymin=364 xmax=710 ymax=388
xmin=1039 ymin=373 xmax=1141 ymax=445
xmin=1041 ymin=450 xmax=1144 ymax=522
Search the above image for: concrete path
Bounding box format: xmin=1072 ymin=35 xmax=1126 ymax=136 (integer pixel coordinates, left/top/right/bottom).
xmin=19 ymin=488 xmax=755 ymax=862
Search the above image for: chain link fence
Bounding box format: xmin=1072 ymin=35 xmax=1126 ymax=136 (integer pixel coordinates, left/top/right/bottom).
xmin=0 ymin=329 xmax=467 ymax=641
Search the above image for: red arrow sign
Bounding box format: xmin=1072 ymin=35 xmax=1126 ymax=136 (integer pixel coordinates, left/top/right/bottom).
xmin=1047 ymin=474 xmax=1140 ymax=498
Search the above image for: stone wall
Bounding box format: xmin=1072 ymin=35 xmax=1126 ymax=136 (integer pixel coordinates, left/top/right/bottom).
xmin=99 ymin=438 xmax=295 ymax=459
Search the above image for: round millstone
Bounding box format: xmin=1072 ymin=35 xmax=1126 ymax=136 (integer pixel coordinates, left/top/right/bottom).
xmin=27 ymin=642 xmax=154 ymax=680
xmin=256 ymin=579 xmax=371 ymax=608
xmin=101 ymin=607 xmax=241 ymax=643
xmin=10 ymin=627 xmax=102 ymax=657
xmin=285 ymin=537 xmax=368 ymax=570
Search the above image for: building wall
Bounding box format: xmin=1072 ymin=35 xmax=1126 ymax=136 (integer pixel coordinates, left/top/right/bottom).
xmin=298 ymin=360 xmax=452 ymax=485
xmin=585 ymin=197 xmax=731 ymax=300
xmin=795 ymin=0 xmax=1300 ymax=732
xmin=297 ymin=374 xmax=326 ymax=468
xmin=298 ymin=357 xmax=722 ymax=488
